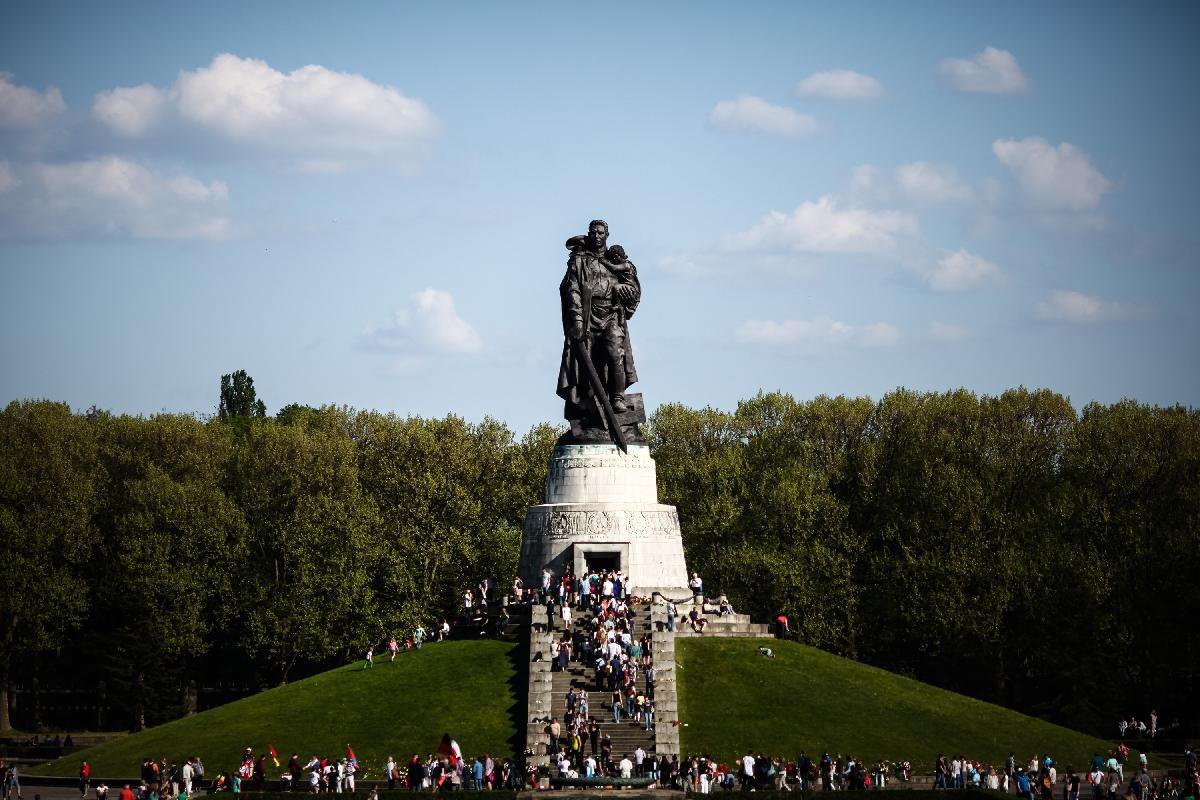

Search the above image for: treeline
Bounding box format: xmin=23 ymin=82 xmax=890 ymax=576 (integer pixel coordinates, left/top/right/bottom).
xmin=1 ymin=388 xmax=1197 ymax=739
xmin=0 ymin=400 xmax=557 ymax=732
xmin=651 ymin=389 xmax=1199 ymax=737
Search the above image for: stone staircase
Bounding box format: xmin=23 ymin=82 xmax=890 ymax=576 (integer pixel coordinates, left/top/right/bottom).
xmin=523 ymin=595 xmax=772 ymax=768
xmin=524 ymin=602 xmax=658 ymax=769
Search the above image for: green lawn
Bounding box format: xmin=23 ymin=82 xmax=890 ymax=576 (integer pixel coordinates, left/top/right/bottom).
xmin=677 ymin=637 xmax=1127 ymax=772
xmin=34 ymin=640 xmax=521 ymax=778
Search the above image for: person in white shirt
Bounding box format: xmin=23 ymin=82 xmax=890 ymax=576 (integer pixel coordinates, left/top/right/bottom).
xmin=619 ymin=756 xmax=634 ymax=779
xmin=741 ymin=752 xmax=756 ymax=790
xmin=181 ymin=761 xmax=194 ymax=794
xmin=634 ymin=747 xmax=646 ymax=777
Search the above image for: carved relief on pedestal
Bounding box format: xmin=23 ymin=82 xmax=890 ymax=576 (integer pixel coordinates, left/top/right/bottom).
xmin=523 ymin=507 xmax=680 ymax=540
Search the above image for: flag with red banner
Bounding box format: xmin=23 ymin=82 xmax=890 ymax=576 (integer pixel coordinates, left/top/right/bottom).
xmin=268 ymin=744 xmax=279 ymax=768
xmin=437 ymin=733 xmax=462 ymax=764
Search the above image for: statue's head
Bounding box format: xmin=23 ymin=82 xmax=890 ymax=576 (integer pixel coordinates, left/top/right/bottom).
xmin=587 ymin=219 xmax=609 ymax=251
xmin=607 ymin=245 xmax=627 ymax=262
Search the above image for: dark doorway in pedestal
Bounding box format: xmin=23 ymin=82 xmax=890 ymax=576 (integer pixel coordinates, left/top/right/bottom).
xmin=584 ymin=551 xmax=620 ymax=574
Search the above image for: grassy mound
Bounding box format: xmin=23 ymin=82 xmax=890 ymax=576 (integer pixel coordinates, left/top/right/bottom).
xmin=677 ymin=638 xmax=1123 ymax=771
xmin=35 ymin=640 xmax=521 ymax=778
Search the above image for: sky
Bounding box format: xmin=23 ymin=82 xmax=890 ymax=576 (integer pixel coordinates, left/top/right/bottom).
xmin=1 ymin=2 xmax=1198 ymax=432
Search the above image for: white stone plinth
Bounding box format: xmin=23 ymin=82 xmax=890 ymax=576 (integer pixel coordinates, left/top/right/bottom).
xmin=543 ymin=444 xmax=658 ymax=504
xmin=519 ymin=444 xmax=690 ymax=595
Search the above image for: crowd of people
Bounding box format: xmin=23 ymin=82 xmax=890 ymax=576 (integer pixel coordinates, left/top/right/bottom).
xmin=531 ymin=564 xmax=659 ymax=782
xmin=6 ymin=741 xmax=1198 ymax=798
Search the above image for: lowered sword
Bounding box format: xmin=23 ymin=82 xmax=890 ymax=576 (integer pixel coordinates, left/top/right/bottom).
xmin=571 ymin=337 xmax=629 ymax=454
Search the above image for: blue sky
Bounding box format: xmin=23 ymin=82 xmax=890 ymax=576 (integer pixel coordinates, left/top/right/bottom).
xmin=2 ymin=2 xmax=1197 ymax=431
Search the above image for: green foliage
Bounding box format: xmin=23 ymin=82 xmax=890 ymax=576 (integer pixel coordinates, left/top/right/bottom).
xmin=87 ymin=413 xmax=247 ymax=727
xmin=232 ymin=415 xmax=381 ymax=683
xmin=651 ymin=389 xmax=1200 ymax=729
xmin=219 ymin=369 xmax=267 ymax=421
xmin=3 ymin=385 xmax=1197 ymax=739
xmin=0 ymin=400 xmax=99 ymax=730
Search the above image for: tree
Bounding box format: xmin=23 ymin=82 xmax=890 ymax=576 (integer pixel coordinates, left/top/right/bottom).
xmin=218 ymin=369 xmax=267 ymax=421
xmin=231 ymin=417 xmax=379 ymax=683
xmin=87 ymin=413 xmax=246 ymax=728
xmin=0 ymin=401 xmax=98 ymax=731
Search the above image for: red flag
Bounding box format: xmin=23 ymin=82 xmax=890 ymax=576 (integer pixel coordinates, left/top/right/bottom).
xmin=437 ymin=734 xmax=462 ymax=764
xmin=268 ymin=744 xmax=279 ymax=768
xmin=347 ymin=744 xmax=356 ymax=762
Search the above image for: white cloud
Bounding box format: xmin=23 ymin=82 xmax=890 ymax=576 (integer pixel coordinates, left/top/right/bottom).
xmin=894 ymin=162 xmax=972 ymax=204
xmin=737 ymin=317 xmax=899 ymax=349
xmin=360 ymin=288 xmax=483 ymax=360
xmin=1035 ymin=291 xmax=1141 ymax=324
xmin=794 ymin=70 xmax=883 ymax=100
xmin=0 ymin=156 xmax=232 ymax=240
xmin=92 ymin=83 xmax=170 ymax=136
xmin=929 ymin=321 xmax=969 ymax=341
xmin=721 ymin=195 xmax=917 ymax=255
xmin=709 ymin=96 xmax=818 ymax=137
xmin=924 ymin=249 xmax=1002 ymax=291
xmin=92 ymin=54 xmax=439 ymax=167
xmin=0 ymin=72 xmax=67 ymax=129
xmin=0 ymin=161 xmax=18 ymax=193
xmin=993 ymin=137 xmax=1111 ymax=212
xmin=938 ymin=47 xmax=1030 ymax=94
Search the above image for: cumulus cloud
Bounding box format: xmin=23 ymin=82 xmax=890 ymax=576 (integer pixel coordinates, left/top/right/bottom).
xmin=721 ymin=195 xmax=917 ymax=255
xmin=92 ymin=83 xmax=170 ymax=136
xmin=993 ymin=137 xmax=1111 ymax=212
xmin=794 ymin=69 xmax=883 ymax=100
xmin=737 ymin=317 xmax=899 ymax=349
xmin=0 ymin=161 xmax=18 ymax=193
xmin=709 ymin=96 xmax=818 ymax=137
xmin=924 ymin=249 xmax=1002 ymax=291
xmin=0 ymin=156 xmax=232 ymax=240
xmin=0 ymin=72 xmax=67 ymax=129
xmin=1035 ymin=291 xmax=1143 ymax=324
xmin=938 ymin=47 xmax=1030 ymax=94
xmin=894 ymin=162 xmax=973 ymax=204
xmin=92 ymin=53 xmax=439 ymax=168
xmin=929 ymin=321 xmax=969 ymax=341
xmin=360 ymin=289 xmax=483 ymax=363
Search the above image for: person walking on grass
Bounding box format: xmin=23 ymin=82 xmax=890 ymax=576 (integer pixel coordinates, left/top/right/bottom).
xmin=362 ymin=646 xmax=374 ymax=669
xmin=388 ymin=637 xmax=399 ymax=662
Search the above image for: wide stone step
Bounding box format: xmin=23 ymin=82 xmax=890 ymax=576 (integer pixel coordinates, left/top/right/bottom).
xmin=673 ymin=625 xmax=770 ymax=637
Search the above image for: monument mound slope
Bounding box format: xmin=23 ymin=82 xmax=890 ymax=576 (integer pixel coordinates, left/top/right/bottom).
xmin=33 ymin=640 xmax=521 ymax=778
xmin=677 ymin=637 xmax=1126 ymax=772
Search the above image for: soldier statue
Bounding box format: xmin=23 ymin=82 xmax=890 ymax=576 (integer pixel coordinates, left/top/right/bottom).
xmin=556 ymin=219 xmax=646 ymax=449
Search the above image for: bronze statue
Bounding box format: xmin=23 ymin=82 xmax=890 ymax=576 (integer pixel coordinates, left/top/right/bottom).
xmin=556 ymin=219 xmax=647 ymax=450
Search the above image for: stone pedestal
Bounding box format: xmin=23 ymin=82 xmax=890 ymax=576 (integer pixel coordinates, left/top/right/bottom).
xmin=519 ymin=444 xmax=689 ymax=595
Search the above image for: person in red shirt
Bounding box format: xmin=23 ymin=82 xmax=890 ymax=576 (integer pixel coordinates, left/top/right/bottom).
xmin=79 ymin=762 xmax=91 ymax=798
xmin=119 ymin=785 xmax=136 ymax=800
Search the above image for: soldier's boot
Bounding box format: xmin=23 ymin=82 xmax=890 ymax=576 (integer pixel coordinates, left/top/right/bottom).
xmin=609 ymin=362 xmax=629 ymax=413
